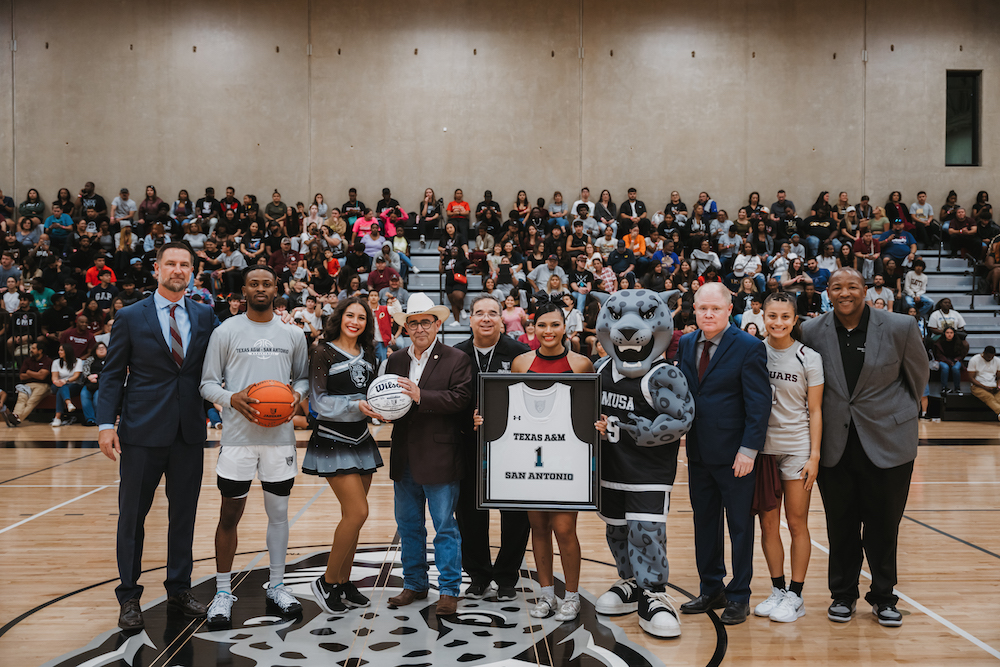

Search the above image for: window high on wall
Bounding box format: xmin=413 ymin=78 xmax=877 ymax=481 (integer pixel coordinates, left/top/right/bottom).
xmin=946 ymin=71 xmax=981 ymax=166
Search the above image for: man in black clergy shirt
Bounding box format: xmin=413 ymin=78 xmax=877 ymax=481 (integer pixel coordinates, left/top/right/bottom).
xmin=454 ymin=294 xmax=530 ymax=601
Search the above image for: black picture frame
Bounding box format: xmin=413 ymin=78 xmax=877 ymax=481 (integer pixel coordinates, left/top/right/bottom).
xmin=477 ymin=372 xmax=601 ymax=511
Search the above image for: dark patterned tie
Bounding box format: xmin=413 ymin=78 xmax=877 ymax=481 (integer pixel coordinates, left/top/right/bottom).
xmin=698 ymin=340 xmax=712 ymax=382
xmin=168 ymin=304 xmax=184 ymax=367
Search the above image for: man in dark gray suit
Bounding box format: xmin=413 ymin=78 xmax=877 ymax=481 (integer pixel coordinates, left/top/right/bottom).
xmin=801 ymin=267 xmax=928 ymax=627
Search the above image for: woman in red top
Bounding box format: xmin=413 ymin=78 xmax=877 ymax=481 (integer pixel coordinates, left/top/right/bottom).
xmin=511 ymin=302 xmax=593 ymax=621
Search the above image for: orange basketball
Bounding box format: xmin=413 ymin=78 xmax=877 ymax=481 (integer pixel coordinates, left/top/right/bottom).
xmin=246 ymin=380 xmax=296 ymax=427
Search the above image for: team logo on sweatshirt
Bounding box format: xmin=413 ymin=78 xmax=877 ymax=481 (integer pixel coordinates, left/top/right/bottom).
xmin=234 ymin=338 xmax=291 ymax=360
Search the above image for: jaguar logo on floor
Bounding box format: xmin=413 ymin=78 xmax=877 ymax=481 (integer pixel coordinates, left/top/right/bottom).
xmin=43 ymin=546 xmax=666 ymax=667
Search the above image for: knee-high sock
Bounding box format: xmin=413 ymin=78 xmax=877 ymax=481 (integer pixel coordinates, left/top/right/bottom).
xmin=627 ymin=520 xmax=669 ymax=590
xmin=263 ymin=491 xmax=290 ymax=588
xmin=606 ymin=524 xmax=632 ymax=580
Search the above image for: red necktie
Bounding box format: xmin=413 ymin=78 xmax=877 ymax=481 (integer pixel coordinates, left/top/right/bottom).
xmin=168 ymin=304 xmax=184 ymax=367
xmin=698 ymin=340 xmax=712 ymax=382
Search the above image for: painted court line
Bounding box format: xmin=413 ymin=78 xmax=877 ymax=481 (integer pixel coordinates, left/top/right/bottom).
xmin=0 ymin=485 xmax=114 ymax=534
xmin=782 ymin=520 xmax=1000 ymax=661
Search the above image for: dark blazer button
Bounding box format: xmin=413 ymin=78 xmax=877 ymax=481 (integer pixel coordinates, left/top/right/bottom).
xmin=844 ymin=423 xmax=849 ymax=428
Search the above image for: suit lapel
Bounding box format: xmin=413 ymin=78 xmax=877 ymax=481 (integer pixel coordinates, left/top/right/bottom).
xmin=417 ymin=342 xmax=442 ymax=389
xmin=851 ymin=313 xmax=884 ymax=399
xmin=142 ymin=298 xmax=172 ymax=358
xmin=702 ymin=326 xmax=736 ymax=380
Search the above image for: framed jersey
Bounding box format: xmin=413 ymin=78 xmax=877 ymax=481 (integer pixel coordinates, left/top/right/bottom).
xmin=478 ymin=373 xmax=601 ymax=511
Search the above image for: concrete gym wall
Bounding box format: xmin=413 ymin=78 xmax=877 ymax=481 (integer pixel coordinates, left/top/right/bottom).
xmin=3 ymin=0 xmax=997 ymax=218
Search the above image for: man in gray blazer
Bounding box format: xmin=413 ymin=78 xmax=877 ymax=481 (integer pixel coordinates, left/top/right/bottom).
xmin=801 ymin=267 xmax=928 ymax=627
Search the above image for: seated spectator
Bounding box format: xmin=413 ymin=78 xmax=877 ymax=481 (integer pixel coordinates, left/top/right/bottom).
xmin=741 ymin=295 xmax=765 ymax=332
xmin=690 ymin=238 xmax=720 ymax=276
xmin=927 ymin=298 xmax=966 ymax=340
xmin=934 ymin=327 xmax=968 ymax=394
xmin=59 ymin=314 xmax=96 ymax=360
xmin=110 ymin=188 xmax=138 ymax=229
xmin=367 ymin=255 xmax=400 ymax=295
xmin=903 ymin=259 xmax=932 ymax=318
xmin=591 ymin=256 xmax=616 ymax=293
xmin=801 ymin=203 xmax=837 ymax=257
xmin=85 ymin=253 xmax=117 ymax=288
xmin=30 ymin=277 xmax=55 ymax=313
xmin=44 ymin=204 xmax=74 ymax=248
xmin=442 ymin=246 xmax=470 ymax=326
xmin=50 ymin=343 xmax=83 ymax=427
xmin=817 ymin=242 xmax=838 ymax=273
xmin=968 ymin=346 xmax=1000 ymax=419
xmin=781 ymin=257 xmax=810 ymax=295
xmin=910 ymin=191 xmax=938 ymax=245
xmin=804 ymin=257 xmax=830 ymax=292
xmin=731 ymin=242 xmax=764 ymax=291
xmin=853 ymin=228 xmax=880 ymax=282
xmin=865 ymin=274 xmax=895 ymax=311
xmin=878 ymin=218 xmax=918 ymax=267
xmin=796 ymin=283 xmax=823 ymax=319
xmin=19 ymin=188 xmax=45 ymax=229
xmin=10 ymin=342 xmax=52 ymax=425
xmin=947 ymin=208 xmax=980 ymax=259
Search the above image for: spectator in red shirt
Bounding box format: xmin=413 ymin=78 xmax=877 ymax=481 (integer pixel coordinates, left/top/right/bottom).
xmin=367 ymin=255 xmax=400 ymax=294
xmin=85 ymin=254 xmax=117 ymax=288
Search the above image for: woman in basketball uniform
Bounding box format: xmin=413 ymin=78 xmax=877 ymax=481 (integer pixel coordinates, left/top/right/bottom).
xmin=306 ymin=296 xmax=386 ymax=613
xmin=511 ymin=302 xmax=593 ymax=622
xmin=753 ymin=292 xmax=824 ymax=623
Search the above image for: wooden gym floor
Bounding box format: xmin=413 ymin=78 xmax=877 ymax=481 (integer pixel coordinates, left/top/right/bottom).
xmin=0 ymin=422 xmax=998 ymax=667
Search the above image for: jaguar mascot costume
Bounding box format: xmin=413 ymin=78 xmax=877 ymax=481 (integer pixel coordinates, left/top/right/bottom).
xmin=591 ymin=289 xmax=695 ymax=639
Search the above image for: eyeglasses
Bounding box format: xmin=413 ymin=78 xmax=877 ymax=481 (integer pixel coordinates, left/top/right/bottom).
xmin=405 ymin=318 xmax=437 ymax=331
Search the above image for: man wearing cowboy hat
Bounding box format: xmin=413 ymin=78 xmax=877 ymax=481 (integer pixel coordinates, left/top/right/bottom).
xmin=383 ymin=293 xmax=473 ymax=616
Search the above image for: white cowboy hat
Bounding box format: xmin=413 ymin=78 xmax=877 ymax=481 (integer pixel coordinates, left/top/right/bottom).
xmin=392 ymin=292 xmax=451 ymax=326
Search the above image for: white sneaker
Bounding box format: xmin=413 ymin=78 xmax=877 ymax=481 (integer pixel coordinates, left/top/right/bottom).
xmin=50 ymin=418 xmax=62 ymax=427
xmin=419 ymin=235 xmax=426 ymax=248
xmin=14 ymin=384 xmax=30 ymax=396
xmin=596 ymin=578 xmax=641 ymax=615
xmin=461 ymin=309 xmax=470 ymax=320
xmin=638 ymin=590 xmax=681 ymax=638
xmin=266 ymin=585 xmax=303 ymax=614
xmin=769 ymin=590 xmax=805 ymax=623
xmin=754 ymin=586 xmax=786 ymax=617
xmin=66 ymin=402 xmax=76 ymax=413
xmin=553 ymin=596 xmax=580 ymax=622
xmin=207 ymin=591 xmax=237 ymax=627
xmin=448 ymin=321 xmax=463 ymax=328
xmin=411 ymin=267 xmax=420 ymax=274
xmin=529 ymin=594 xmax=559 ymax=618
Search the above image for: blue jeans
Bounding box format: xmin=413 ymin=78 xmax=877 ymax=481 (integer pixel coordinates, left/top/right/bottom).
xmin=393 ymin=464 xmax=462 ymax=596
xmin=904 ymin=294 xmax=933 ymax=319
xmin=375 ymin=342 xmax=388 ymax=363
xmin=53 ymin=383 xmax=81 ymax=415
xmin=939 ymin=361 xmax=963 ymax=392
xmin=207 ymin=406 xmax=222 ymax=427
xmin=573 ymin=290 xmax=589 ymax=311
xmin=398 ymin=253 xmax=413 ymax=280
xmin=81 ymin=386 xmax=98 ymax=424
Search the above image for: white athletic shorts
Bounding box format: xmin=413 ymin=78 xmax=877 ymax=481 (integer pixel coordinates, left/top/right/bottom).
xmin=216 ymin=444 xmax=298 ymax=484
xmin=773 ymin=453 xmax=811 ymax=481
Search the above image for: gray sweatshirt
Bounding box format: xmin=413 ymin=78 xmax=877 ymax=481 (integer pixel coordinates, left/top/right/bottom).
xmin=200 ymin=314 xmax=310 ymax=447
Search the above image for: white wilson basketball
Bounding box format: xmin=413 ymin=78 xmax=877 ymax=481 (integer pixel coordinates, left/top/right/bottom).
xmin=366 ymin=373 xmax=413 ymax=421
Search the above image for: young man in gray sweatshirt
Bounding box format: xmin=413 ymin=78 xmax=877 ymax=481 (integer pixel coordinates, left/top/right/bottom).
xmin=200 ymin=265 xmax=310 ymax=627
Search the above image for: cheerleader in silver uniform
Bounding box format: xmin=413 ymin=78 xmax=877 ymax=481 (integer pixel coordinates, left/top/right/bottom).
xmin=307 ymin=296 xmax=386 ymax=613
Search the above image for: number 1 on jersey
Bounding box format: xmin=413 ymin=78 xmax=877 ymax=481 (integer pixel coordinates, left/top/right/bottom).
xmin=535 ymin=447 xmax=543 ymax=467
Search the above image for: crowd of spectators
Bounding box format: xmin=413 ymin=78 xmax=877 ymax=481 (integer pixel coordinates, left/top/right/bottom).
xmin=0 ymin=181 xmax=992 ymax=425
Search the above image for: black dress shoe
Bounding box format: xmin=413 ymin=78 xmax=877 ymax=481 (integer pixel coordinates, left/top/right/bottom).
xmin=680 ymin=590 xmax=726 ymax=614
xmin=119 ymin=598 xmax=144 ymax=630
xmin=167 ymin=590 xmax=207 ymax=618
xmin=719 ymin=600 xmax=750 ymax=625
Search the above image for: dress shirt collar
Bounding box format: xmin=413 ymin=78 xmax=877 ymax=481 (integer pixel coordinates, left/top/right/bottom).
xmin=834 ymin=304 xmax=870 ymax=332
xmin=153 ymin=289 xmax=186 ymax=312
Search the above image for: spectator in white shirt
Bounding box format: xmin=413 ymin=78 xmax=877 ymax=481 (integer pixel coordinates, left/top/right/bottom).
xmin=927 ymin=298 xmax=966 ymax=339
xmin=865 ymin=274 xmax=895 ymax=310
xmin=903 ymin=259 xmax=932 ymax=318
xmin=968 ymin=346 xmax=1000 ymax=419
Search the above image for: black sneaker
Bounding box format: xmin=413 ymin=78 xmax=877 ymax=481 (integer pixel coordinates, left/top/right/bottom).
xmin=596 ymin=578 xmax=641 ymax=615
xmin=341 ymin=581 xmax=370 ymax=608
xmin=311 ymin=577 xmax=347 ymax=614
xmin=496 ymin=585 xmax=518 ymax=602
xmin=872 ymin=603 xmax=902 ymax=627
xmin=465 ymin=582 xmax=491 ymax=599
xmin=637 ymin=590 xmax=681 ymax=638
xmin=828 ymin=598 xmax=856 ymax=622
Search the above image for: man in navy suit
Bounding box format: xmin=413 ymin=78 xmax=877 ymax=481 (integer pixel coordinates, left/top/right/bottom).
xmin=676 ymin=282 xmax=771 ymax=625
xmin=98 ymin=242 xmax=219 ymax=630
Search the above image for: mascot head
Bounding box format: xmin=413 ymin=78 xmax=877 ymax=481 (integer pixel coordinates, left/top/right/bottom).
xmin=593 ymin=289 xmax=677 ymax=378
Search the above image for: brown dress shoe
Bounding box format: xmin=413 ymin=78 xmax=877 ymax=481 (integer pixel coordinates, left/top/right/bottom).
xmin=388 ymin=589 xmax=428 ymax=607
xmin=436 ymin=595 xmax=459 ymax=615
xmin=119 ymin=598 xmax=144 ymax=630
